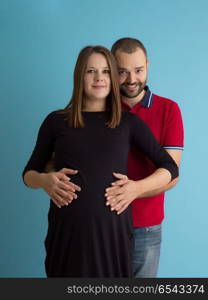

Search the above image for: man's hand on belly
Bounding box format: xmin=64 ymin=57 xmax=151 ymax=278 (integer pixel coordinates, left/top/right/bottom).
xmin=105 ymin=173 xmax=139 ymax=215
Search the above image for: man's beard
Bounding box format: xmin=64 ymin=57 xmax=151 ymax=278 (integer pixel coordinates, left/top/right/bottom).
xmin=120 ymin=80 xmax=147 ymax=99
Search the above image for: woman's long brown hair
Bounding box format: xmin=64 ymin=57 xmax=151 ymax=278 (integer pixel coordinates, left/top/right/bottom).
xmin=59 ymin=45 xmax=121 ymax=128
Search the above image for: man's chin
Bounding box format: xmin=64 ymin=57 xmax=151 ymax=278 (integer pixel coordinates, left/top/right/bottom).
xmin=120 ymin=85 xmax=146 ymax=99
xmin=121 ymin=90 xmax=141 ymax=99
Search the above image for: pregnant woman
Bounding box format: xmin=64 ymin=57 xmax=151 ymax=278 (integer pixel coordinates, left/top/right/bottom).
xmin=22 ymin=45 xmax=178 ymax=277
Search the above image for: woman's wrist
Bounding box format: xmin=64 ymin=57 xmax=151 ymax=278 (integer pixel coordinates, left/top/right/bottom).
xmin=38 ymin=173 xmax=48 ymax=189
xmin=24 ymin=171 xmax=47 ymax=189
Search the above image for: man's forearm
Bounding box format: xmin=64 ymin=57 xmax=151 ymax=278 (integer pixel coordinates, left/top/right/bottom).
xmin=134 ymin=168 xmax=173 ymax=199
xmin=137 ymin=177 xmax=179 ymax=198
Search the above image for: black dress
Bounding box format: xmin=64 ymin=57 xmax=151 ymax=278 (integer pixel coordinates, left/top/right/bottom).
xmin=22 ymin=111 xmax=178 ymax=277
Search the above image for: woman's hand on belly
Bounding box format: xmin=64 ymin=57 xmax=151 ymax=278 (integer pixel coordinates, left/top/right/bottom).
xmin=41 ymin=168 xmax=81 ymax=208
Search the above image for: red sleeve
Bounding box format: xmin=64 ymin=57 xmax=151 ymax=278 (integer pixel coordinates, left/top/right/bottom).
xmin=161 ymin=102 xmax=184 ymax=150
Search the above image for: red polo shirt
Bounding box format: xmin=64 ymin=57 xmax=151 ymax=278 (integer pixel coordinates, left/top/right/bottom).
xmin=122 ymin=86 xmax=184 ymax=227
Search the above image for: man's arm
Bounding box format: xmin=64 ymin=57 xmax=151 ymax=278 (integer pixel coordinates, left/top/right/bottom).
xmin=105 ymin=149 xmax=182 ymax=214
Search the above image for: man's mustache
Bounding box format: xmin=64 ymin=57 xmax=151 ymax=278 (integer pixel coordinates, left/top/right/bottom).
xmin=122 ymin=82 xmax=140 ymax=87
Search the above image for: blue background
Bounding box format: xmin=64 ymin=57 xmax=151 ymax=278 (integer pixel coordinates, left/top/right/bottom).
xmin=0 ymin=0 xmax=207 ymax=277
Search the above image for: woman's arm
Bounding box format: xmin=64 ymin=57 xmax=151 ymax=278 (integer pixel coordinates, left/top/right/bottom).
xmin=24 ymin=169 xmax=80 ymax=208
xmin=22 ymin=112 xmax=80 ymax=207
xmin=137 ymin=149 xmax=182 ymax=197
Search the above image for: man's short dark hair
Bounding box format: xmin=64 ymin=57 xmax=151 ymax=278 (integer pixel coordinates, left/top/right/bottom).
xmin=111 ymin=37 xmax=147 ymax=58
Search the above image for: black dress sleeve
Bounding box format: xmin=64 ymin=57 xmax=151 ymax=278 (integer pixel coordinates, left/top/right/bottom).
xmin=22 ymin=112 xmax=55 ymax=184
xmin=129 ymin=113 xmax=179 ymax=180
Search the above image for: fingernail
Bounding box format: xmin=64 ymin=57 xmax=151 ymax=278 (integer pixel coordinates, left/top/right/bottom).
xmin=111 ymin=207 xmax=114 ymax=211
xmin=106 ymin=202 xmax=109 ymax=206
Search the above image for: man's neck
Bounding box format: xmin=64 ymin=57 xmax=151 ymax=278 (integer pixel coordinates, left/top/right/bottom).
xmin=121 ymin=89 xmax=146 ymax=108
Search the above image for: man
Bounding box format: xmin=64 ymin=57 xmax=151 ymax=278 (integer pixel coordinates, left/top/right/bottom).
xmin=44 ymin=38 xmax=184 ymax=278
xmin=105 ymin=37 xmax=184 ymax=277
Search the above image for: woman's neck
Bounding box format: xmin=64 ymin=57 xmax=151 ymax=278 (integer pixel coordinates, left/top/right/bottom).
xmin=82 ymin=99 xmax=106 ymax=112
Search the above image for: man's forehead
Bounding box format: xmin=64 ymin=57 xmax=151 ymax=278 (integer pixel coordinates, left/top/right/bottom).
xmin=116 ymin=59 xmax=146 ymax=70
xmin=114 ymin=49 xmax=146 ymax=67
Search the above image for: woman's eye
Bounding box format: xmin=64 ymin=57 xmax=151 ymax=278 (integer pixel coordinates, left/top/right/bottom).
xmin=103 ymin=69 xmax=110 ymax=74
xmin=86 ymin=69 xmax=95 ymax=73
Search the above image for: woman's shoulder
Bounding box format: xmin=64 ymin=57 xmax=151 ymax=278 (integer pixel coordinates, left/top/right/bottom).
xmin=121 ymin=111 xmax=141 ymax=123
xmin=44 ymin=109 xmax=66 ymax=121
xmin=121 ymin=111 xmax=148 ymax=131
xmin=40 ymin=109 xmax=67 ymax=128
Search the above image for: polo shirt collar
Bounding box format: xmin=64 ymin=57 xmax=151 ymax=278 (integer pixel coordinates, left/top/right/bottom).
xmin=140 ymin=86 xmax=153 ymax=107
xmin=121 ymin=86 xmax=153 ymax=110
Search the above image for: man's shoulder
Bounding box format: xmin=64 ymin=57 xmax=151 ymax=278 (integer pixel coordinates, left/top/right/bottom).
xmin=151 ymin=93 xmax=182 ymax=116
xmin=153 ymin=93 xmax=179 ymax=107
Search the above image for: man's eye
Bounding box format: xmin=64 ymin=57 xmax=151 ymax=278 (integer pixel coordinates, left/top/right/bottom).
xmin=136 ymin=69 xmax=142 ymax=73
xmin=118 ymin=70 xmax=126 ymax=75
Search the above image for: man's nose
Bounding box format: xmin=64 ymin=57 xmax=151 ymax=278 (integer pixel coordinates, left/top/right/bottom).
xmin=127 ymin=72 xmax=136 ymax=83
